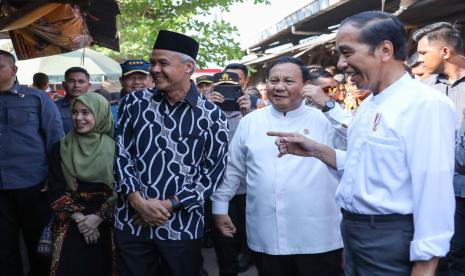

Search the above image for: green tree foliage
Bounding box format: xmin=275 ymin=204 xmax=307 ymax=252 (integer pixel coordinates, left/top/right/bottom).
xmin=94 ymin=0 xmax=268 ymax=68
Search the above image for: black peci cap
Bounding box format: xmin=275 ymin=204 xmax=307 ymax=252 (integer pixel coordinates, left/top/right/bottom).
xmin=153 ymin=30 xmax=199 ymax=60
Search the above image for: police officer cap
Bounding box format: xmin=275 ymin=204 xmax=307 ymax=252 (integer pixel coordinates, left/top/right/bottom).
xmin=196 ymin=75 xmax=213 ymax=85
xmin=213 ymin=71 xmax=240 ymax=85
xmin=120 ymin=59 xmax=150 ymax=76
xmin=153 ymin=30 xmax=199 ymax=61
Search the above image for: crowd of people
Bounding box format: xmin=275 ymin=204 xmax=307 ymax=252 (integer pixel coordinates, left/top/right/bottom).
xmin=1 ymin=10 xmax=465 ymax=276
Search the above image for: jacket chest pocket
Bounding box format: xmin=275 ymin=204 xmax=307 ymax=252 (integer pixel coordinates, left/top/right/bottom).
xmin=8 ymin=105 xmax=39 ymax=126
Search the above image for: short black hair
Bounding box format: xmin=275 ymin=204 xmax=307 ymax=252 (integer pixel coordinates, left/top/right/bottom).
xmin=93 ymin=88 xmax=114 ymax=102
xmin=307 ymin=64 xmax=324 ymax=72
xmin=0 ymin=50 xmax=16 ymax=64
xmin=33 ymin=72 xmax=49 ymax=88
xmin=341 ymin=11 xmax=408 ymax=60
xmin=225 ymin=63 xmax=248 ymax=78
xmin=308 ymin=68 xmax=334 ymax=85
xmin=266 ymin=56 xmax=310 ymax=82
xmin=406 ymin=52 xmax=421 ymax=69
xmin=412 ymin=22 xmax=464 ymax=55
xmin=245 ymin=86 xmax=261 ymax=98
xmin=64 ymin=67 xmax=90 ymax=81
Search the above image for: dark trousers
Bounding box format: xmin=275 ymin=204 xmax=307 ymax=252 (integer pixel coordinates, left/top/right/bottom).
xmin=115 ymin=229 xmax=201 ymax=276
xmin=0 ymin=184 xmax=51 ymax=276
xmin=448 ymin=196 xmax=465 ymax=275
xmin=204 ymin=199 xmax=213 ymax=238
xmin=212 ymin=193 xmax=247 ymax=276
xmin=341 ymin=209 xmax=414 ymax=276
xmin=254 ymin=249 xmax=342 ymax=276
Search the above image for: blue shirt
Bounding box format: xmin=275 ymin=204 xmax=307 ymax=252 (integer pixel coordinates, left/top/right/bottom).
xmin=110 ymin=103 xmax=118 ymax=129
xmin=0 ymin=82 xmax=64 ymax=189
xmin=114 ymin=83 xmax=229 ymax=240
xmin=55 ymin=97 xmax=73 ymax=133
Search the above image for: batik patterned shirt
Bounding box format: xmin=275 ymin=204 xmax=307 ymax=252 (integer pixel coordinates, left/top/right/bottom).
xmin=114 ymin=83 xmax=228 ymax=240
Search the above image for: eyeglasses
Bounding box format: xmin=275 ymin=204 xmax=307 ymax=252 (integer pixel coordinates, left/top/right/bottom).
xmin=323 ymin=86 xmax=338 ymax=94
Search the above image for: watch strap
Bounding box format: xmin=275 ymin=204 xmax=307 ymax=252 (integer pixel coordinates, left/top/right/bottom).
xmin=322 ymin=99 xmax=335 ymax=112
xmin=169 ymin=197 xmax=182 ymax=212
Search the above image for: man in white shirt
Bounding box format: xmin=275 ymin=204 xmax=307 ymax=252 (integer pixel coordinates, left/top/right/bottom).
xmin=211 ymin=56 xmax=346 ymax=276
xmin=269 ymin=11 xmax=456 ymax=275
xmin=413 ymin=22 xmax=465 ymax=275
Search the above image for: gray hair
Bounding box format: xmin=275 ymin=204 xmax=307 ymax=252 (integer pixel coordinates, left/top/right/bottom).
xmin=178 ymin=53 xmax=197 ymax=75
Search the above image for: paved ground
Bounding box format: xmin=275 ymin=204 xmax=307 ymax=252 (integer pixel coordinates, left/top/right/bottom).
xmin=22 ymin=240 xmax=257 ymax=276
xmin=202 ymin=247 xmax=258 ymax=276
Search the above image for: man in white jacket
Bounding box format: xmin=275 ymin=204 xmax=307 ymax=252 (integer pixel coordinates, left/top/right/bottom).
xmin=211 ymin=56 xmax=347 ymax=276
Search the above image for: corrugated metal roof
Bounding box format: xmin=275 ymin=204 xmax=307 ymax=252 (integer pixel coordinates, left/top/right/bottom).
xmin=244 ymin=32 xmax=336 ymax=66
xmin=247 ymin=0 xmax=401 ymax=53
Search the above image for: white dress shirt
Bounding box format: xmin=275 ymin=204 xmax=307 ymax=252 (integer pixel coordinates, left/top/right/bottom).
xmin=324 ymin=102 xmax=353 ymax=141
xmin=335 ymin=74 xmax=456 ymax=261
xmin=212 ymin=103 xmax=344 ymax=255
xmin=225 ymin=110 xmax=247 ymax=195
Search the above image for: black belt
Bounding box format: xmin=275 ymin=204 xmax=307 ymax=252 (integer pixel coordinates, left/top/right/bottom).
xmin=341 ymin=208 xmax=413 ymax=223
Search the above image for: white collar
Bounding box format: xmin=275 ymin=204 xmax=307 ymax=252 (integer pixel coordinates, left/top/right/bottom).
xmin=270 ymin=102 xmax=307 ymax=119
xmin=371 ymin=73 xmax=410 ymax=104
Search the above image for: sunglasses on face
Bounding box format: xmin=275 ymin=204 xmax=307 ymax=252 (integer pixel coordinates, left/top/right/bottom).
xmin=323 ymin=86 xmax=338 ymax=94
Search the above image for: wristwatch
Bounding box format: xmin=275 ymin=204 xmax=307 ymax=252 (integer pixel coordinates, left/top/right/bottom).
xmin=169 ymin=196 xmax=182 ymax=212
xmin=321 ymin=99 xmax=336 ymax=112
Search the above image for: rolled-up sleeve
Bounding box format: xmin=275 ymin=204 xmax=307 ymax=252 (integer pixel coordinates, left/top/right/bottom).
xmin=114 ymin=94 xmax=142 ymax=195
xmin=335 ymin=149 xmax=346 ymax=172
xmin=177 ymin=111 xmax=229 ymax=211
xmin=404 ymin=97 xmax=456 ymax=261
xmin=324 ymin=104 xmax=351 ymax=150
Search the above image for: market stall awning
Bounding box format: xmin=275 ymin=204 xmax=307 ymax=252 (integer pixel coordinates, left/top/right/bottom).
xmin=0 ymin=0 xmax=119 ymax=60
xmin=15 ymin=47 xmax=122 ymax=84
